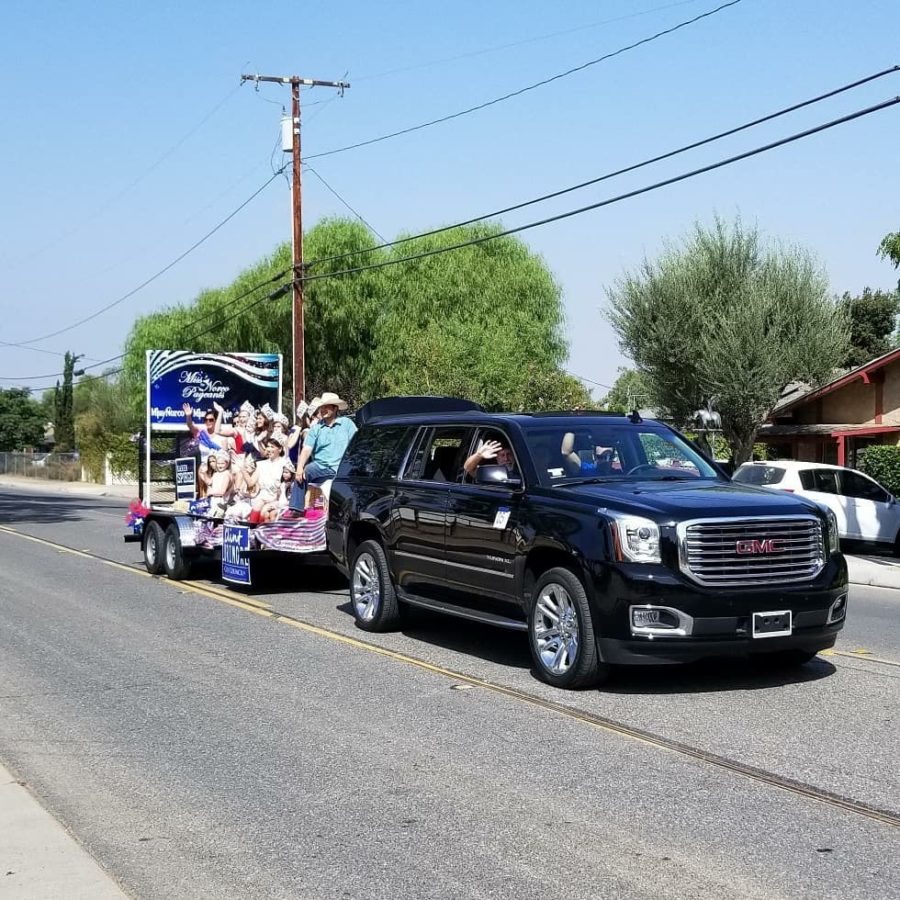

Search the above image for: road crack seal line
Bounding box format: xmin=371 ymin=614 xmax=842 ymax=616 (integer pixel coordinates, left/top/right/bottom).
xmin=832 ymin=650 xmax=900 ymax=668
xmin=3 ymin=522 xmax=899 ymax=830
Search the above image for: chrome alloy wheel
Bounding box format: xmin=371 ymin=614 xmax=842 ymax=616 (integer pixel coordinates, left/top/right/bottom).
xmin=533 ymin=583 xmax=580 ymax=675
xmin=352 ymin=552 xmax=381 ymax=622
xmin=165 ymin=536 xmax=176 ymax=572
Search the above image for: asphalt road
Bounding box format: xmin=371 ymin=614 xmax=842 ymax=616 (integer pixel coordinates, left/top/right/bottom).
xmin=1 ymin=486 xmax=898 ymax=899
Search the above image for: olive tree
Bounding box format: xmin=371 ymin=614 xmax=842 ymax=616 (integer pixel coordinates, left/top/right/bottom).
xmin=607 ymin=219 xmax=848 ymax=464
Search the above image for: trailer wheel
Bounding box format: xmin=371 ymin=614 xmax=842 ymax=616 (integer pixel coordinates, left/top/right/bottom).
xmin=163 ymin=525 xmax=193 ymax=581
xmin=143 ymin=520 xmax=165 ymax=575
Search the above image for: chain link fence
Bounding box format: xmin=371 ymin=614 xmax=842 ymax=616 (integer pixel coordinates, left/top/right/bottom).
xmin=0 ymin=451 xmax=83 ymax=481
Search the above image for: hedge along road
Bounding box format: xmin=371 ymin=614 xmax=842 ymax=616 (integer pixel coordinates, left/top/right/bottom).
xmin=0 ymin=485 xmax=898 ymax=899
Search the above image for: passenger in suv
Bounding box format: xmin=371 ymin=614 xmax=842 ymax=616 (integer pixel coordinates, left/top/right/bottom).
xmin=326 ymin=398 xmax=848 ymax=690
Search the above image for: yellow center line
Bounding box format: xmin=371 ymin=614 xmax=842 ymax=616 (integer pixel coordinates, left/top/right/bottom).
xmin=832 ymin=649 xmax=900 ymax=668
xmin=182 ymin=580 xmax=274 ymax=611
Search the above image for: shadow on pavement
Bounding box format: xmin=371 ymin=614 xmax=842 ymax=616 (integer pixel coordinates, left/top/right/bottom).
xmin=0 ymin=490 xmax=122 ymax=526
xmin=186 ymin=558 xmax=840 ymax=694
xmin=602 ymin=654 xmax=837 ymax=695
xmin=199 ymin=556 xmax=349 ymax=597
xmin=332 ymin=603 xmax=838 ymax=691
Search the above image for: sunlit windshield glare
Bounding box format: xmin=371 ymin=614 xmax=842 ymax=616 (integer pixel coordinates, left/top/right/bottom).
xmin=524 ymin=424 xmax=718 ymax=484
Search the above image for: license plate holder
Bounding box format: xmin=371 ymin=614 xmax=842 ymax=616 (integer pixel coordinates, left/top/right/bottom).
xmin=752 ymin=609 xmax=792 ymax=638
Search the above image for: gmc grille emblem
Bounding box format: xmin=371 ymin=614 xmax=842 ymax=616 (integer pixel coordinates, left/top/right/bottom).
xmin=735 ymin=538 xmax=785 ymax=555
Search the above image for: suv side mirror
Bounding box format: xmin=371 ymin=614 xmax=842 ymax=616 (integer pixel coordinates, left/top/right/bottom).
xmin=476 ymin=465 xmax=521 ymax=488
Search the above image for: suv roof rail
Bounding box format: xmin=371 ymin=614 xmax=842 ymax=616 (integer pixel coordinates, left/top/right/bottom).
xmin=522 ymin=409 xmax=639 ymax=418
xmin=356 ymin=396 xmax=484 ymax=425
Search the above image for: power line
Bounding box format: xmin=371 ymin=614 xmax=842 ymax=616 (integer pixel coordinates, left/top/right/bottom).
xmin=570 ymin=373 xmax=615 ymax=391
xmin=6 ymin=157 xmax=281 ymax=360
xmin=184 ymin=281 xmax=294 ymax=345
xmin=0 ymin=340 xmax=101 ymax=361
xmin=305 ymin=166 xmax=388 ymax=242
xmin=169 ymin=268 xmax=293 ymax=336
xmin=8 ymin=269 xmax=293 ymax=389
xmin=10 ymin=91 xmax=899 ymax=388
xmin=353 ymin=0 xmax=706 ymax=82
xmin=306 ymin=0 xmax=744 ymax=161
xmin=2 ymin=84 xmax=244 ymax=272
xmin=12 ymin=60 xmax=891 ymax=367
xmin=304 ymin=65 xmax=900 ymax=271
xmin=10 ymin=164 xmax=289 ymax=348
xmin=295 ymin=96 xmax=900 ymax=285
xmin=11 ymin=93 xmax=898 ymax=391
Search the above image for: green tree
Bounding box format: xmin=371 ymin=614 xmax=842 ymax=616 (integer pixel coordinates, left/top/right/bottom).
xmin=53 ymin=351 xmax=78 ymax=451
xmin=839 ymin=288 xmax=899 ymax=368
xmin=72 ymin=372 xmax=142 ymax=480
xmin=878 ymin=232 xmax=900 ymax=269
xmin=122 ymin=218 xmax=590 ymax=414
xmin=607 ymin=219 xmax=848 ymax=464
xmin=369 ymin=223 xmax=591 ymax=410
xmin=0 ymin=388 xmax=47 ymax=451
xmin=122 ymin=220 xmax=390 ymax=412
xmin=600 ymin=368 xmax=653 ymax=412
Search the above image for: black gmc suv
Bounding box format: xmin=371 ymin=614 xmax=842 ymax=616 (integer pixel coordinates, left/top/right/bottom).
xmin=326 ymin=398 xmax=848 ymax=689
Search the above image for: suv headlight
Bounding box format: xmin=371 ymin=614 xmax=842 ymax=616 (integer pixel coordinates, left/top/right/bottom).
xmin=610 ymin=513 xmax=662 ymax=564
xmin=824 ymin=507 xmax=840 ymax=553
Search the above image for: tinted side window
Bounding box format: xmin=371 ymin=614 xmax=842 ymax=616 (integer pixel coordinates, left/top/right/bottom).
xmin=803 ymin=469 xmax=839 ymax=494
xmin=337 ymin=426 xmax=412 ymax=479
xmin=405 ymin=426 xmax=473 ymax=483
xmin=841 ymin=471 xmax=889 ymax=502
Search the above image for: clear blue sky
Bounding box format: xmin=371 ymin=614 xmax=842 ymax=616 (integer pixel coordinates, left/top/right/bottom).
xmin=1 ymin=0 xmax=898 ymax=396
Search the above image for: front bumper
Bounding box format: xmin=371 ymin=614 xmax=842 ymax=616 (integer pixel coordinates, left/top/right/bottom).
xmin=599 ymin=625 xmax=841 ymax=665
xmin=590 ymin=555 xmax=848 ymax=665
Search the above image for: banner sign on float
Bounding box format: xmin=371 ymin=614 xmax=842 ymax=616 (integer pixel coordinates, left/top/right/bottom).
xmin=222 ymin=524 xmax=252 ymax=585
xmin=174 ymin=457 xmax=197 ymax=501
xmin=147 ymin=351 xmax=282 ymax=432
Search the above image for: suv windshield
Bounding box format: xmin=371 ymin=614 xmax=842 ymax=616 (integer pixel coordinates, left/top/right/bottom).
xmin=524 ymin=423 xmax=719 ymax=485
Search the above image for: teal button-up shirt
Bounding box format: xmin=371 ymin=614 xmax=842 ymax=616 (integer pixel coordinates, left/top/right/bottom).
xmin=306 ymin=416 xmax=358 ymax=470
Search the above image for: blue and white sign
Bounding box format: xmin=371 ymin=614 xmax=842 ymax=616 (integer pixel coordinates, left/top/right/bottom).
xmin=222 ymin=524 xmax=252 ymax=585
xmin=174 ymin=457 xmax=197 ymax=501
xmin=147 ymin=351 xmax=282 ymax=432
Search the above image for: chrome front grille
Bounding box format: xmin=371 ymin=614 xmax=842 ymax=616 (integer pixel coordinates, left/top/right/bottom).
xmin=677 ymin=516 xmax=825 ymax=587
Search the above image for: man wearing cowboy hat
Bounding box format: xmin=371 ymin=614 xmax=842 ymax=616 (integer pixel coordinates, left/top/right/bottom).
xmin=287 ymin=391 xmax=356 ymax=514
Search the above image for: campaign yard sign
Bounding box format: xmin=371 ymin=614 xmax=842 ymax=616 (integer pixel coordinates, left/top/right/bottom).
xmin=174 ymin=457 xmax=197 ymax=501
xmin=147 ymin=351 xmax=282 ymax=432
xmin=222 ymin=524 xmax=252 ymax=585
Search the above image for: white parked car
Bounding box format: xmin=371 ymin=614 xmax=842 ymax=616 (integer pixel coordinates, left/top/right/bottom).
xmin=733 ymin=460 xmax=900 ymax=551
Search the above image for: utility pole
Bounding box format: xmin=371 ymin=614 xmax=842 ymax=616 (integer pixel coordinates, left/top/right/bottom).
xmin=240 ymin=73 xmax=350 ymax=407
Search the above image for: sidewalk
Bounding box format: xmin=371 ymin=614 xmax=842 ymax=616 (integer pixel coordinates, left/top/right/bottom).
xmin=0 ymin=762 xmax=127 ymax=899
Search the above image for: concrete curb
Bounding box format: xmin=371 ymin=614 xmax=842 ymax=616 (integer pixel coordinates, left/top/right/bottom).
xmin=845 ymin=554 xmax=900 ymax=591
xmin=0 ymin=763 xmax=127 ymax=899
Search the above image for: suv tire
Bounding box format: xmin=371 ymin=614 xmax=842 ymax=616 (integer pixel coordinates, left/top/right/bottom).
xmin=143 ymin=520 xmax=165 ymax=575
xmin=350 ymin=539 xmax=402 ymax=631
xmin=163 ymin=524 xmax=193 ymax=581
xmin=528 ymin=567 xmax=608 ymax=689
